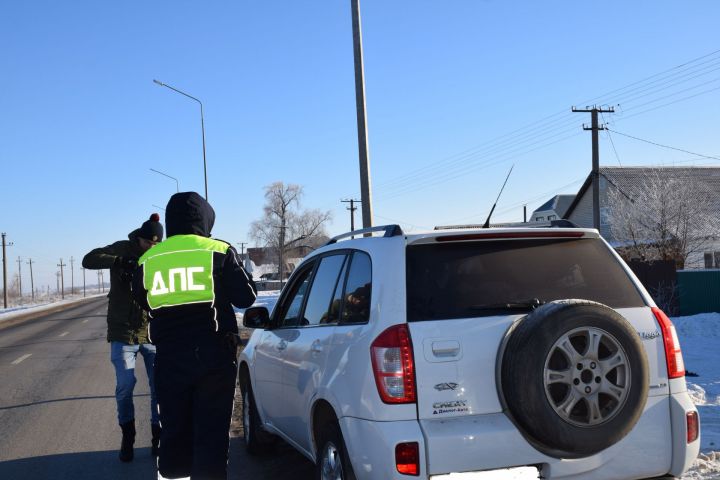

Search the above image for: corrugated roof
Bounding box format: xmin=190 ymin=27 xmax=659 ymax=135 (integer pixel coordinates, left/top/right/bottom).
xmin=563 ymin=166 xmax=720 ymax=218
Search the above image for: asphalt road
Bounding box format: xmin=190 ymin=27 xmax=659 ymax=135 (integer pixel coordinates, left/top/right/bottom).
xmin=0 ymin=297 xmax=315 ymax=480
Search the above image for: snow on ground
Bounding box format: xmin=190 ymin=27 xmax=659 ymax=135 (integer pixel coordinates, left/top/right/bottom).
xmin=675 ymin=312 xmax=720 ymax=479
xmin=0 ymin=293 xmax=106 ymax=323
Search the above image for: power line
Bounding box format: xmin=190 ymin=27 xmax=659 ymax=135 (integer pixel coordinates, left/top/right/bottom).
xmin=606 ymin=129 xmax=720 ymax=161
xmin=601 ymin=111 xmax=622 ymax=166
xmin=336 ymin=49 xmax=720 ymax=209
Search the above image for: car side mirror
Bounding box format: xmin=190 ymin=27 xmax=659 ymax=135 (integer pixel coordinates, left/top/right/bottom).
xmin=243 ymin=306 xmax=270 ymax=329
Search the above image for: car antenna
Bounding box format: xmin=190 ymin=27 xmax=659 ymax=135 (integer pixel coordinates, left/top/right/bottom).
xmin=482 ymin=164 xmax=514 ymax=228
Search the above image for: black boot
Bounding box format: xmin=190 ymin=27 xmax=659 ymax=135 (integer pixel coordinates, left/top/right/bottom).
xmin=151 ymin=423 xmax=161 ymax=457
xmin=119 ymin=420 xmax=136 ymax=462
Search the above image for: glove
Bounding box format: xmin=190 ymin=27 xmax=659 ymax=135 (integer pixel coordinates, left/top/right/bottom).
xmin=115 ymin=256 xmax=138 ymax=283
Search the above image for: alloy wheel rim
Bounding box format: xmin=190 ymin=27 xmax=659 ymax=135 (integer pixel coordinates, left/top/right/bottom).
xmin=320 ymin=441 xmax=344 ymax=480
xmin=543 ymin=326 xmax=631 ymax=427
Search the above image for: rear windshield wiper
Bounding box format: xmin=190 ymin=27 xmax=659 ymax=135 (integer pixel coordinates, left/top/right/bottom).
xmin=469 ymin=298 xmax=546 ymax=311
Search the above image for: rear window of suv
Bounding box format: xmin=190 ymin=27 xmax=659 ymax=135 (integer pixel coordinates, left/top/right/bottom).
xmin=406 ymin=238 xmax=645 ymax=322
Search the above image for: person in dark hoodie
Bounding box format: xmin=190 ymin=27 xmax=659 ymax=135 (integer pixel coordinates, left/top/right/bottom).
xmin=132 ymin=192 xmax=257 ymax=480
xmin=82 ymin=213 xmax=164 ymax=462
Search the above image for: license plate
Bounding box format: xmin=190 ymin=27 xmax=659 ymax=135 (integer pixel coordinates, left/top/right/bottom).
xmin=430 ymin=466 xmax=539 ymax=479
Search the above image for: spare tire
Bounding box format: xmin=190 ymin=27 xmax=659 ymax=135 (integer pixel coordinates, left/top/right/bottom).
xmin=500 ymin=299 xmax=649 ymax=458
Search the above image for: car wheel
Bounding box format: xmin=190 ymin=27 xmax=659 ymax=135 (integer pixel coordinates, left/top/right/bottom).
xmin=316 ymin=422 xmax=356 ymax=480
xmin=500 ymin=300 xmax=649 ymax=458
xmin=242 ymin=383 xmax=275 ymax=454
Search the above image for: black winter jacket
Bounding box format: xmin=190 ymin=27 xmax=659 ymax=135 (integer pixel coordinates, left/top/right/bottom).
xmin=82 ymin=230 xmax=150 ymax=344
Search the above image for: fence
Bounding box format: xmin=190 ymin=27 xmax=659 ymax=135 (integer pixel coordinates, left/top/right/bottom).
xmin=677 ymin=269 xmax=720 ymax=316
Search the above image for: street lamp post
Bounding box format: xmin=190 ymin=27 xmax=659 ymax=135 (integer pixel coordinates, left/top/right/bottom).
xmin=153 ymin=79 xmax=208 ymax=200
xmin=150 ymin=168 xmax=179 ymax=192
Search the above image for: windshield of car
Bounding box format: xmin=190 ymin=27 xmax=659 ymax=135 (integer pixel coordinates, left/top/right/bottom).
xmin=406 ymin=238 xmax=646 ymax=322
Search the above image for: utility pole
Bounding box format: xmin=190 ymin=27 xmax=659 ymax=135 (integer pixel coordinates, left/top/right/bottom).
xmin=350 ymin=0 xmax=374 ymax=228
xmin=56 ymin=271 xmax=60 ymax=297
xmin=57 ymin=258 xmax=66 ymax=299
xmin=237 ymin=242 xmax=248 ymax=261
xmin=26 ymin=258 xmax=35 ymax=302
xmin=572 ymin=106 xmax=614 ymax=230
xmin=2 ymin=233 xmax=11 ymax=308
xmin=277 ymin=222 xmax=287 ymax=288
xmin=100 ymin=270 xmax=105 ymax=293
xmin=97 ymin=271 xmax=101 ymax=293
xmin=70 ymin=256 xmax=75 ymax=295
xmin=341 ymin=199 xmax=361 ymax=231
xmin=82 ymin=267 xmax=86 ymax=297
xmin=16 ymin=256 xmax=22 ymax=299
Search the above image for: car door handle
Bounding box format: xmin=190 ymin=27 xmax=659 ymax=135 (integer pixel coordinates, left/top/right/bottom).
xmin=277 ymin=340 xmax=287 ymax=351
xmin=311 ymin=340 xmax=323 ymax=353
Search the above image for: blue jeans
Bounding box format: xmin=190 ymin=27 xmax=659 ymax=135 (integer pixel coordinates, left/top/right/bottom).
xmin=110 ymin=341 xmax=159 ymax=425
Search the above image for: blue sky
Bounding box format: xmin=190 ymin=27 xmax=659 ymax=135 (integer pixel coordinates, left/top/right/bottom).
xmin=2 ymin=0 xmax=719 ymax=291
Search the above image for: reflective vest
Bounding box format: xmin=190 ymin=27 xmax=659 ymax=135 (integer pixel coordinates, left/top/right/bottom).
xmin=138 ymin=235 xmax=230 ymax=310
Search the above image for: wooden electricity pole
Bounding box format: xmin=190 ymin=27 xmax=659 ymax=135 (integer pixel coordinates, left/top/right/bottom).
xmin=57 ymin=259 xmax=66 ymax=299
xmin=341 ymin=199 xmax=361 ymax=231
xmin=27 ymin=258 xmax=35 ymax=301
xmin=572 ymin=105 xmax=614 ymax=230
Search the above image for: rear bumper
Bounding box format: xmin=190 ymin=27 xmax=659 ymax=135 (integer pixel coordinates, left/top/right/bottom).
xmin=339 ymin=391 xmax=699 ymax=480
xmin=339 ymin=416 xmax=427 ymax=480
xmin=668 ymin=390 xmax=700 ymax=477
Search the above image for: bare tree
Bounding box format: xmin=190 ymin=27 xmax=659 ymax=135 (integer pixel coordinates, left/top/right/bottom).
xmin=607 ymin=170 xmax=720 ymax=268
xmin=249 ymin=182 xmax=332 ymax=279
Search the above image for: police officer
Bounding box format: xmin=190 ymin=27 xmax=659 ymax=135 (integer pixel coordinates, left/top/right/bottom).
xmin=132 ymin=192 xmax=256 ymax=479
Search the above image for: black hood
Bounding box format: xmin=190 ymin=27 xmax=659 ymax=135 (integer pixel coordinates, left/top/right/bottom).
xmin=165 ymin=192 xmax=215 ymax=237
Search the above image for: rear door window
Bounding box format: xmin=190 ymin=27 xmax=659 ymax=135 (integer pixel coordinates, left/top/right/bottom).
xmin=341 ymin=252 xmax=372 ymax=324
xmin=406 ymin=238 xmax=645 ymax=322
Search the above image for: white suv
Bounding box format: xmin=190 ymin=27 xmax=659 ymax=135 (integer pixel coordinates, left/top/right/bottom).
xmin=239 ymin=225 xmax=700 ymax=480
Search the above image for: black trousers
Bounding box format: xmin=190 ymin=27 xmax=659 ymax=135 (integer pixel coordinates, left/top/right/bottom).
xmin=155 ymin=336 xmax=238 ymax=480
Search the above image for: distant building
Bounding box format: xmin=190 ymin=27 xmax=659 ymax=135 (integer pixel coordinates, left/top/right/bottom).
xmin=530 ymin=195 xmax=575 ymax=223
xmin=564 ymin=166 xmax=720 ymax=269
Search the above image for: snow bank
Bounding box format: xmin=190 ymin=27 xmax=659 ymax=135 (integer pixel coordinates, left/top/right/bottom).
xmin=674 ymin=312 xmax=720 ymax=478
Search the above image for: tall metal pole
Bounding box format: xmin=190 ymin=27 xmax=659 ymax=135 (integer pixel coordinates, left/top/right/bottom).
xmin=70 ymin=256 xmax=75 ymax=295
xmin=153 ymin=79 xmax=208 ymax=200
xmin=81 ymin=267 xmax=86 ymax=297
xmin=1 ymin=233 xmax=7 ymax=308
xmin=27 ymin=259 xmax=34 ymax=301
xmin=350 ymin=0 xmax=374 ymax=228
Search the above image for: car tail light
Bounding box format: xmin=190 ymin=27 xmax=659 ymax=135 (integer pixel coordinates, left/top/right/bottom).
xmin=652 ymin=307 xmax=686 ymax=379
xmin=395 ymin=442 xmax=420 ymax=476
xmin=687 ymin=411 xmax=699 ymax=443
xmin=371 ymin=324 xmax=417 ymax=404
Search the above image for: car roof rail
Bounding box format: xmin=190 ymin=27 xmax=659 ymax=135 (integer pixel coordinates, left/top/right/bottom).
xmin=325 ymin=224 xmax=404 ymax=245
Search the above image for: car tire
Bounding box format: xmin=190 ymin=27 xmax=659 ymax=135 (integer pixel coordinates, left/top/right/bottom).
xmin=316 ymin=422 xmax=357 ymax=480
xmin=500 ymin=299 xmax=649 ymax=458
xmin=242 ymin=382 xmax=275 ymax=454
